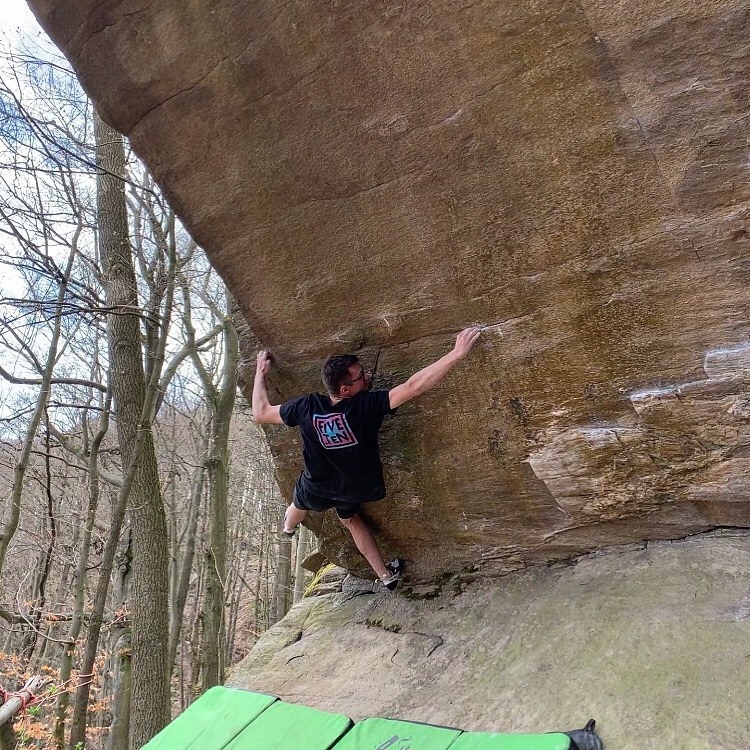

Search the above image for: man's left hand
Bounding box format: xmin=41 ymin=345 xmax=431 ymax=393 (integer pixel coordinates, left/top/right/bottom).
xmin=452 ymin=326 xmax=482 ymax=359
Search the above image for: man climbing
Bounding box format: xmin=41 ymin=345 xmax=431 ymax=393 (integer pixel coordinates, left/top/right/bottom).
xmin=252 ymin=326 xmax=482 ymax=590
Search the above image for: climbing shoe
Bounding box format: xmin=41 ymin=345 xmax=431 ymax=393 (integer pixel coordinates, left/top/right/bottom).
xmin=382 ymin=558 xmax=403 ymax=591
xmin=386 ymin=558 xmax=403 ymax=577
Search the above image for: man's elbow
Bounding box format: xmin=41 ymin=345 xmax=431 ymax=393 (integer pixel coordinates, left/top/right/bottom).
xmin=390 ymin=381 xmax=421 ymax=408
xmin=253 ymin=405 xmax=283 ymax=424
xmin=252 ymin=407 xmax=272 ymax=424
xmin=405 ymin=377 xmax=427 ymax=399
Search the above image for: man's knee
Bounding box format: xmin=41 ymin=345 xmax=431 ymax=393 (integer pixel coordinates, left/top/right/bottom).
xmin=336 ymin=504 xmax=361 ymax=526
xmin=338 ymin=513 xmax=364 ymax=534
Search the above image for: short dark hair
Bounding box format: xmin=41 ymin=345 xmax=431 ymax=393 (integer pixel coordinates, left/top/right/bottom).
xmin=322 ymin=354 xmax=359 ymax=394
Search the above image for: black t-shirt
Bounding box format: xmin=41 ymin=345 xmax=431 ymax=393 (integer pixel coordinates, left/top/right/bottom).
xmin=279 ymin=389 xmax=396 ymax=503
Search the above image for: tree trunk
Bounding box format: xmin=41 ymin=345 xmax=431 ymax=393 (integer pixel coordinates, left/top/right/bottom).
xmin=106 ymin=528 xmax=132 ymax=750
xmin=293 ymin=526 xmax=312 ymax=603
xmin=199 ymin=304 xmax=238 ymax=690
xmin=20 ymin=412 xmax=57 ymax=668
xmin=58 ymin=394 xmax=111 ymax=750
xmin=105 ymin=630 xmax=132 ymax=750
xmin=0 ymin=677 xmax=48 ymax=749
xmin=67 ymin=479 xmax=129 ymax=750
xmin=94 ymin=110 xmax=170 ymax=748
xmin=168 ymin=462 xmax=204 ymax=674
xmin=272 ymin=490 xmax=292 ymax=624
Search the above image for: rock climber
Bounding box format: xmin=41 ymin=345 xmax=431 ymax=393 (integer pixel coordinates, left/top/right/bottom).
xmin=252 ymin=325 xmax=482 ymax=590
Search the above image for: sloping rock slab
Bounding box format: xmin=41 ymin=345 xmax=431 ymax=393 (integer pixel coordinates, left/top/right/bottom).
xmin=227 ymin=533 xmax=750 ymax=749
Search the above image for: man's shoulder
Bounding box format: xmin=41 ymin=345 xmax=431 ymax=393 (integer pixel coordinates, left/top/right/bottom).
xmin=351 ymin=389 xmax=389 ymax=402
xmin=279 ymin=392 xmax=321 ymax=425
xmin=349 ymin=389 xmax=393 ymax=413
xmin=281 ymin=392 xmax=308 ymax=408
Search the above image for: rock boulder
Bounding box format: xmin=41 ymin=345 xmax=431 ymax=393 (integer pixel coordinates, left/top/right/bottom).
xmin=26 ymin=0 xmax=750 ymax=578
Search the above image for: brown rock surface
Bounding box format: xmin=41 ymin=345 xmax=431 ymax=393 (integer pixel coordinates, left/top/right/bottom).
xmin=26 ymin=0 xmax=750 ymax=578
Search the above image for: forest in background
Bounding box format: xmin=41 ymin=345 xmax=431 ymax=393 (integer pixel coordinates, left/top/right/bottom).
xmin=0 ymin=39 xmax=311 ymax=750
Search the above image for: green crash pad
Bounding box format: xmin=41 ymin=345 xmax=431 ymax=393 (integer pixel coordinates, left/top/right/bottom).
xmin=225 ymin=700 xmax=352 ymax=750
xmin=449 ymin=730 xmax=571 ymax=750
xmin=141 ymin=687 xmax=585 ymax=750
xmin=140 ymin=686 xmax=276 ymax=750
xmin=332 ymin=716 xmax=461 ymax=750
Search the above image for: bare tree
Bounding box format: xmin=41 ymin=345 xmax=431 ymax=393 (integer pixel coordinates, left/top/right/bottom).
xmin=0 ymin=241 xmax=78 ymax=580
xmin=91 ymin=109 xmax=170 ymax=748
xmin=0 ymin=45 xmax=292 ymax=749
xmin=175 ymin=277 xmax=238 ymax=689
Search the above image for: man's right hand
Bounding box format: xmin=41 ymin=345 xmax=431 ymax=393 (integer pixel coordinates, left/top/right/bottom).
xmin=452 ymin=326 xmax=483 ymax=359
xmin=256 ymin=350 xmax=272 ymax=377
xmin=252 ymin=350 xmax=283 ymax=424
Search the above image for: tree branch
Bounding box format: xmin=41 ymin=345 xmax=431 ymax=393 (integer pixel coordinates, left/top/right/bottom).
xmin=0 ymin=364 xmax=107 ymax=393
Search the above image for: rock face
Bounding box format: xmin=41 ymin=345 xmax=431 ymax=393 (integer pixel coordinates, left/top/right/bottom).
xmin=26 ymin=0 xmax=750 ymax=578
xmin=227 ymin=534 xmax=750 ymax=749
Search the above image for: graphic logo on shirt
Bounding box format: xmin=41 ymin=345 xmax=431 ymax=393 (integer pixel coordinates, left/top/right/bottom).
xmin=313 ymin=413 xmax=358 ymax=449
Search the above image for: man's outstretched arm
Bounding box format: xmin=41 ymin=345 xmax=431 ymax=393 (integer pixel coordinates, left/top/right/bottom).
xmin=252 ymin=350 xmax=284 ymax=424
xmin=388 ymin=326 xmax=482 ymax=409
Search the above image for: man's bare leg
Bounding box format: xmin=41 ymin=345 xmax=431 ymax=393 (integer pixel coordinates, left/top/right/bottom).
xmin=339 ymin=514 xmax=390 ymax=580
xmin=284 ymin=503 xmax=307 ymax=534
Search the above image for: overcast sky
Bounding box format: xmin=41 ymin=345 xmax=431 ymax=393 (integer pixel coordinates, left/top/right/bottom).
xmin=2 ymin=0 xmax=40 ymax=35
xmin=1 ymin=0 xmax=48 ymax=55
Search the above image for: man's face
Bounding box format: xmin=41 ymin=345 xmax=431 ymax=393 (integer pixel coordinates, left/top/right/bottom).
xmin=339 ymin=363 xmax=371 ymax=398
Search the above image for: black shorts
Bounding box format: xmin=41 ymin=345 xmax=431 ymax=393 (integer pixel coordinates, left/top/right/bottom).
xmin=292 ymin=484 xmax=361 ymax=520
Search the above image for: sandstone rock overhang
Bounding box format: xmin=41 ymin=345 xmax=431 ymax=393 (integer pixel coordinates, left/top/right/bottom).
xmin=27 ymin=0 xmax=750 ymax=579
